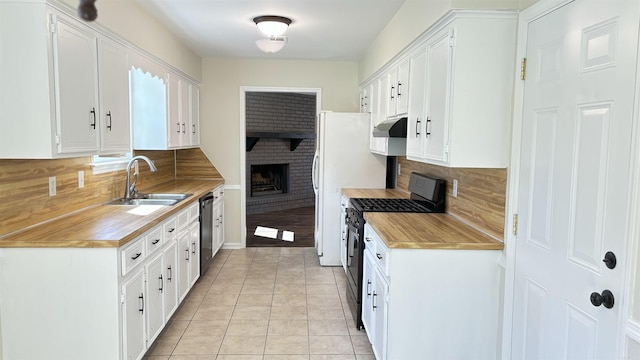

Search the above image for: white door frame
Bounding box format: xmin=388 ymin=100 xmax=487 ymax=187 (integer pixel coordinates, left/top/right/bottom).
xmin=238 ymin=86 xmax=322 ymax=248
xmin=502 ymin=0 xmax=640 ymax=357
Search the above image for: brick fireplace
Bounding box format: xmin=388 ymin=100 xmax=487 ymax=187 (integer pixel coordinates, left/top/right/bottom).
xmin=246 ymin=92 xmax=316 ymax=215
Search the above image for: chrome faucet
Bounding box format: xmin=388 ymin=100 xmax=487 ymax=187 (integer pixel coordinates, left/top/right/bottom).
xmin=124 ymin=155 xmax=157 ymax=200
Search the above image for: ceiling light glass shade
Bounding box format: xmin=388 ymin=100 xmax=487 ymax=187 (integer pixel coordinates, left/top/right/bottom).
xmin=255 ymin=36 xmax=287 ymax=53
xmin=253 ymin=15 xmax=292 ymax=36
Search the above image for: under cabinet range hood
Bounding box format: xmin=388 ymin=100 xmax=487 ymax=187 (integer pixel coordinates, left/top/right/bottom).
xmin=372 ymin=117 xmax=407 ymax=137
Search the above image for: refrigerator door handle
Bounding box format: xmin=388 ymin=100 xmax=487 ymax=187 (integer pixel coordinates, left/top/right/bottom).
xmin=312 ymin=153 xmax=319 ymax=194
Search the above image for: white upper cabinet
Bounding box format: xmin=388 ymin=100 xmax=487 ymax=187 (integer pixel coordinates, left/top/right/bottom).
xmin=406 ymin=11 xmax=517 ymax=167
xmin=0 ymin=3 xmax=131 ymax=158
xmin=362 ymin=10 xmax=517 ymax=168
xmin=385 ymin=58 xmax=410 ymax=118
xmin=53 ymin=14 xmax=100 ymax=155
xmin=133 ymin=70 xmax=199 ymax=150
xmin=98 ymin=37 xmax=131 ymax=154
xmin=190 ymin=85 xmax=200 ymax=146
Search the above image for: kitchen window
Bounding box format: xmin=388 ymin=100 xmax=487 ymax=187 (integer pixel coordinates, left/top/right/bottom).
xmin=91 ymin=153 xmax=132 ymax=174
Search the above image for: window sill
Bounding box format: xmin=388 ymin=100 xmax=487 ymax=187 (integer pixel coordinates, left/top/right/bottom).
xmin=91 ymin=159 xmax=129 ymax=175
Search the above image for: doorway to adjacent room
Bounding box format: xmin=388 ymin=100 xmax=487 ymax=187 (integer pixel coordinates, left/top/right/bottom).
xmin=240 ymin=88 xmax=321 ymax=247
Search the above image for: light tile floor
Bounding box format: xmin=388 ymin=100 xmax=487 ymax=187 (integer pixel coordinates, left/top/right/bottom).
xmin=144 ymin=247 xmax=375 ymax=360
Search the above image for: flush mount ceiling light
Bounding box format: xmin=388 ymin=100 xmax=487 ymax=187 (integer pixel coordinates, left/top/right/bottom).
xmin=253 ymin=15 xmax=292 ymax=37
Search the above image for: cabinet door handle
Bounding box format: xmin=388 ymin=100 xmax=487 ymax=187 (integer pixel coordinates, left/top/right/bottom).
xmin=176 ymin=122 xmax=181 ymax=133
xmin=372 ymin=291 xmax=378 ymax=310
xmin=90 ymin=107 xmax=96 ymax=129
xmin=215 ymin=217 xmax=219 ymax=228
xmin=416 ymin=118 xmax=421 ymax=137
xmin=151 ymin=238 xmax=160 ymax=245
xmin=376 ymin=253 xmax=383 ymax=260
xmin=158 ymin=274 xmax=163 ymax=292
xmin=185 ymin=247 xmax=190 ymax=261
xmin=106 ymin=111 xmax=112 ymax=131
xmin=182 ymin=123 xmax=186 ymax=134
xmin=367 ymin=279 xmax=372 ymax=297
xmin=167 ymin=265 xmax=172 ymax=282
xmin=191 ymin=241 xmax=196 ymax=255
xmin=426 ymin=117 xmax=431 ymax=137
xmin=138 ymin=293 xmax=144 ymax=314
xmin=168 ymin=227 xmax=175 ymax=233
xmin=192 ymin=124 xmax=196 ymax=134
xmin=390 ymin=86 xmax=395 ymax=100
xmin=397 ymin=82 xmax=402 ymax=97
xmin=220 ymin=214 xmax=223 ymax=224
xmin=131 ymin=252 xmax=142 ymax=260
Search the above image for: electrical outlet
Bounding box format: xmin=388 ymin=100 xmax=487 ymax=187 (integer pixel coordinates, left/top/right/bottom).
xmin=78 ymin=171 xmax=85 ymax=189
xmin=134 ymin=160 xmax=139 ymax=175
xmin=453 ymin=179 xmax=458 ymax=198
xmin=49 ymin=176 xmax=56 ymax=196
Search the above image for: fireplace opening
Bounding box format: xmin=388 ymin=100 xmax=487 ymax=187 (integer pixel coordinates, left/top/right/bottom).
xmin=251 ymin=164 xmax=290 ymax=197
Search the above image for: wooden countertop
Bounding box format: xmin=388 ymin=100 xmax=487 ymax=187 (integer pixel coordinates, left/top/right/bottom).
xmin=364 ymin=212 xmax=504 ymax=250
xmin=341 ymin=188 xmax=409 ymax=199
xmin=0 ymin=179 xmax=224 ymax=248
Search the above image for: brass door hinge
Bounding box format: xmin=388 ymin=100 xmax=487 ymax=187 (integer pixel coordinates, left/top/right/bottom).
xmin=520 ymin=58 xmax=527 ymax=80
xmin=512 ymin=213 xmax=519 ymax=235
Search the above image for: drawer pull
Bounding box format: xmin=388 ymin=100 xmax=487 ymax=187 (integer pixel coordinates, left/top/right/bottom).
xmin=131 ymin=252 xmax=142 ymax=260
xmin=365 ymin=237 xmax=372 ymax=242
xmin=376 ymin=253 xmax=383 ymax=260
xmin=151 ymin=239 xmax=160 ymax=245
xmin=168 ymin=228 xmax=176 ymax=233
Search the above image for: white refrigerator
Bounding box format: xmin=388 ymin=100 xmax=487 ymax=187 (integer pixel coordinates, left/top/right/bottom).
xmin=313 ymin=111 xmax=387 ymax=266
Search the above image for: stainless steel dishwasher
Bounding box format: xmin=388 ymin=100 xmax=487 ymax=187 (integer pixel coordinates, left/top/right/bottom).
xmin=199 ymin=192 xmax=214 ymax=272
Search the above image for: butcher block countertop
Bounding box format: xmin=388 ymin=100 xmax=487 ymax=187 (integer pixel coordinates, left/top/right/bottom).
xmin=0 ymin=179 xmax=224 ymax=249
xmin=341 ymin=188 xmax=409 ymax=199
xmin=342 ymin=188 xmax=503 ymax=250
xmin=364 ymin=212 xmax=504 ymax=250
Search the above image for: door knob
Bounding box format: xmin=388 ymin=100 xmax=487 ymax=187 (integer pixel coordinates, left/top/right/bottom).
xmin=590 ymin=290 xmax=614 ymax=309
xmin=603 ymin=251 xmax=617 ymax=269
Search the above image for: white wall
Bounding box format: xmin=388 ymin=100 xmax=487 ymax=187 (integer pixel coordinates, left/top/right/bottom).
xmin=199 ymin=58 xmax=359 ymax=246
xmin=358 ymin=0 xmax=533 ymax=83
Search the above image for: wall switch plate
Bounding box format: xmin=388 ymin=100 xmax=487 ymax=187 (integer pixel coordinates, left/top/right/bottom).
xmin=49 ymin=176 xmax=56 ymax=196
xmin=453 ymin=179 xmax=458 ymax=198
xmin=78 ymin=171 xmax=85 ymax=189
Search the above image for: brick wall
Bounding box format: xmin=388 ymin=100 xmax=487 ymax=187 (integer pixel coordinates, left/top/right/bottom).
xmin=246 ymin=92 xmax=316 ymax=214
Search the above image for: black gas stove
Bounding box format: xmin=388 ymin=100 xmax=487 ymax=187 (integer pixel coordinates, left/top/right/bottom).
xmin=345 ymin=173 xmax=446 ymax=330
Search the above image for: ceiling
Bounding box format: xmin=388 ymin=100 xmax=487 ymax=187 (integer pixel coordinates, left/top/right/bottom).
xmin=136 ymin=0 xmax=407 ymax=60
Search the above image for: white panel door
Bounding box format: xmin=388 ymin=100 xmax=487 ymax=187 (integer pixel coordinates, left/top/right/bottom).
xmin=122 ymin=270 xmax=145 ymax=360
xmin=163 ymin=241 xmax=179 ymax=319
xmin=145 ymin=254 xmax=164 ymax=344
xmin=511 ymin=1 xmax=639 ymax=358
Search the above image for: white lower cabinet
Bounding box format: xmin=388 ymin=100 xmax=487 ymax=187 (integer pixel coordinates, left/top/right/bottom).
xmin=362 ymin=223 xmax=502 ymax=360
xmin=145 ymin=253 xmax=165 ymax=345
xmin=212 ymin=185 xmax=225 ymax=256
xmin=0 ymin=199 xmax=203 ymax=360
xmin=122 ymin=269 xmax=146 ymax=360
xmin=163 ymin=241 xmax=179 ymax=319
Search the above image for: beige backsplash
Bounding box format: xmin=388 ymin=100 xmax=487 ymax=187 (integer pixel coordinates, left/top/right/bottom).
xmin=0 ymin=149 xmax=221 ymax=237
xmin=397 ymin=157 xmax=507 ymax=240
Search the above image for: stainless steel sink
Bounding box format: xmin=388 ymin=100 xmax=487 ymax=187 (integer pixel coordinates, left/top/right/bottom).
xmin=106 ymin=193 xmax=192 ymax=206
xmin=107 ymin=198 xmax=179 ymax=206
xmin=139 ymin=193 xmax=192 ymax=200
